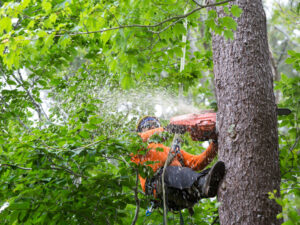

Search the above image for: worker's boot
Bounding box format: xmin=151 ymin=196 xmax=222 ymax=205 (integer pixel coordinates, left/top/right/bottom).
xmin=197 ymin=161 xmax=225 ymax=198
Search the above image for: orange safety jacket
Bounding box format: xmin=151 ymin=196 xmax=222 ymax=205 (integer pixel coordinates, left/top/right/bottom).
xmin=131 ymin=127 xmax=218 ymax=192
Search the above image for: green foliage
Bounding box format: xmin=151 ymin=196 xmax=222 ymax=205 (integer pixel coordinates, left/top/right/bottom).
xmin=274 ymin=50 xmax=300 ymax=224
xmin=285 ymin=50 xmax=300 ymax=71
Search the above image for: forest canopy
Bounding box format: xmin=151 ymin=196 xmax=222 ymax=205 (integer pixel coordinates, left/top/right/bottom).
xmin=0 ymin=0 xmax=299 ymax=224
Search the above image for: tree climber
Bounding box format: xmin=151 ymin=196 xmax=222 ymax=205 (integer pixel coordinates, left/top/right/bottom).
xmin=131 ymin=116 xmax=225 ymax=214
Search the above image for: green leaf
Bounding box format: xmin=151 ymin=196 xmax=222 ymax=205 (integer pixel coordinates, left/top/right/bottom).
xmin=49 ymin=13 xmax=58 ymax=23
xmin=231 ymin=5 xmax=243 ymax=17
xmin=89 ymin=116 xmax=103 ymax=125
xmin=101 ymin=31 xmax=112 ymax=45
xmin=42 ymin=0 xmax=52 ymax=14
xmin=206 ymin=19 xmax=216 ymax=30
xmin=285 ymin=57 xmax=295 ymax=64
xmin=121 ymin=74 xmax=134 ymax=89
xmin=173 ymin=23 xmax=186 ymax=36
xmin=9 ymin=202 xmax=30 ymax=210
xmin=224 ymin=6 xmax=230 ymax=15
xmin=208 ymin=10 xmax=217 ymax=18
xmin=287 ymin=50 xmax=296 ymax=56
xmin=220 ymin=17 xmax=237 ymax=30
xmin=7 ymin=79 xmax=17 ymax=85
xmin=27 ymin=20 xmax=35 ymax=29
xmin=0 ymin=17 xmax=12 ymax=35
xmin=224 ymin=30 xmax=234 ymax=40
xmin=37 ymin=30 xmax=48 ymax=38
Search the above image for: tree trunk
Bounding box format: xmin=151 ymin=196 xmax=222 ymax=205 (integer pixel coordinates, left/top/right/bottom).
xmin=210 ymin=0 xmax=282 ymax=224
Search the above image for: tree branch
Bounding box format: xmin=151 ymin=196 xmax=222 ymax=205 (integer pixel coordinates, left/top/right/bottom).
xmin=9 ymin=71 xmax=49 ymax=122
xmin=17 ymin=70 xmax=50 ymax=122
xmin=0 ymin=163 xmax=32 ymax=170
xmin=274 ymin=26 xmax=300 ymax=47
xmin=211 ymin=216 xmax=219 ymax=225
xmin=55 ymin=0 xmax=235 ymax=36
xmin=0 ymin=162 xmax=87 ymax=178
xmin=70 ymin=139 xmax=108 ymax=152
xmin=47 ymin=157 xmax=87 ymax=178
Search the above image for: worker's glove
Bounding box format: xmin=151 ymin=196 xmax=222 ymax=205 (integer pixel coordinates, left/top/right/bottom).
xmin=211 ymin=138 xmax=218 ymax=145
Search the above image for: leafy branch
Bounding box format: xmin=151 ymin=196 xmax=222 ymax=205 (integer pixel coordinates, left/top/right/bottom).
xmin=55 ymin=0 xmax=235 ymax=36
xmin=6 ymin=70 xmax=50 ymax=122
xmin=0 ymin=161 xmax=87 ymax=178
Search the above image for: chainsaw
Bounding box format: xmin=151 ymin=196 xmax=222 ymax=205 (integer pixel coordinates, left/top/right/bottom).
xmin=166 ymin=112 xmax=217 ymax=141
xmin=166 ymin=108 xmax=291 ymax=141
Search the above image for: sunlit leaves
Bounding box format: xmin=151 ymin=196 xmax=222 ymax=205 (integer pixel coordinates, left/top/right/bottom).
xmin=274 ymin=47 xmax=300 ymax=224
xmin=285 ymin=50 xmax=300 ymax=71
xmin=42 ymin=0 xmax=52 ymax=14
xmin=0 ymin=17 xmax=12 ymax=35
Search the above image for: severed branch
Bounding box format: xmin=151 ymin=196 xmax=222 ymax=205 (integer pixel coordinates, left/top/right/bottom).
xmin=55 ymin=0 xmax=235 ymax=36
xmin=131 ymin=169 xmax=140 ymax=225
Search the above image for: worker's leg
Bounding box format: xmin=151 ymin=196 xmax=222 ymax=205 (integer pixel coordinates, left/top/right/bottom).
xmin=145 ymin=162 xmax=225 ymax=211
xmin=197 ymin=161 xmax=225 ymax=197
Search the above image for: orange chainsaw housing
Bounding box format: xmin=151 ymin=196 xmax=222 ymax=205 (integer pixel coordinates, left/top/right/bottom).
xmin=168 ymin=113 xmax=217 ymax=141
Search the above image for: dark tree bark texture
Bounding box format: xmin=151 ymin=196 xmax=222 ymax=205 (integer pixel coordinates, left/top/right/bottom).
xmin=210 ymin=0 xmax=282 ymax=224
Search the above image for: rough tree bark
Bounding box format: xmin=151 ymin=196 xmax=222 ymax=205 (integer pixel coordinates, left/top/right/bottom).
xmin=210 ymin=0 xmax=282 ymax=224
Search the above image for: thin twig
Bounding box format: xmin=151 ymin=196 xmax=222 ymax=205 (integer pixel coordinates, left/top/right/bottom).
xmin=211 ymin=216 xmax=219 ymax=225
xmin=131 ymin=169 xmax=140 ymax=225
xmin=47 ymin=157 xmax=87 ymax=178
xmin=192 ymin=0 xmax=202 ymax=7
xmin=274 ymin=26 xmax=300 ymax=47
xmin=71 ymin=139 xmax=108 ymax=152
xmin=289 ymin=136 xmax=300 ymax=152
xmin=106 ymin=8 xmax=121 ymax=26
xmin=0 ymin=162 xmax=88 ymax=178
xmin=0 ymin=163 xmax=32 ymax=170
xmin=15 ymin=116 xmax=32 ymax=132
xmin=151 ymin=18 xmax=184 ymax=34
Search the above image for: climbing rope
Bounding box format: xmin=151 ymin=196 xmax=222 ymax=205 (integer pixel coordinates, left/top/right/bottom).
xmin=162 ymin=133 xmax=183 ymax=225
